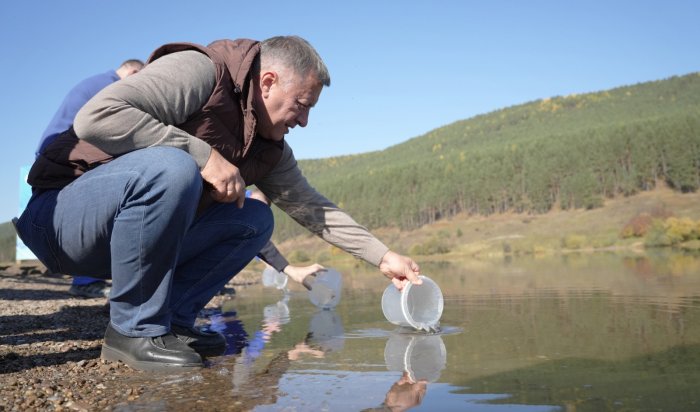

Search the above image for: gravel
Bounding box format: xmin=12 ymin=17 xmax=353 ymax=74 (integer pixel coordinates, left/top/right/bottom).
xmin=0 ymin=262 xmax=265 ymax=411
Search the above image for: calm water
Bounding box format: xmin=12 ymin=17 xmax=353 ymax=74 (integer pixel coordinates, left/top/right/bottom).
xmin=117 ymin=251 xmax=700 ymax=411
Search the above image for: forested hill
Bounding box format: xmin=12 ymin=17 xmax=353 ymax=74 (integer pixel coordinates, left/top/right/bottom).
xmin=271 ymin=72 xmax=700 ymax=241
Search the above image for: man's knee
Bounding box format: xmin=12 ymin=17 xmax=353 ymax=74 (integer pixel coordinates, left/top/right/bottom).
xmin=140 ymin=147 xmax=202 ymax=201
xmin=249 ymin=200 xmax=274 ymax=241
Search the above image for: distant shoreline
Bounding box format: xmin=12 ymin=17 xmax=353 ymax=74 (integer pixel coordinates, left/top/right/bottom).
xmin=272 ymin=185 xmax=700 ymax=264
xmin=3 ymin=186 xmax=700 ymax=267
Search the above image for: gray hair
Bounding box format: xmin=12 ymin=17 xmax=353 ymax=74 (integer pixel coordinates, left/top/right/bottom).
xmin=259 ymin=36 xmax=330 ymax=87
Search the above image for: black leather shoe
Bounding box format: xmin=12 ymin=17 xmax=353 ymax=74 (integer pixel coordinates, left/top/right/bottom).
xmin=171 ymin=324 xmax=226 ymax=357
xmin=101 ymin=323 xmax=203 ymax=371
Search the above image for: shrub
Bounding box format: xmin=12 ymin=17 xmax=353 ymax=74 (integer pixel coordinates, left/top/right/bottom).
xmin=621 ymin=204 xmax=675 ymax=239
xmin=408 ymin=236 xmax=451 ymax=255
xmin=562 ymin=234 xmax=587 ymax=250
xmin=620 ymin=213 xmax=654 ymax=238
xmin=408 ymin=243 xmax=423 ymax=256
xmin=645 ymin=217 xmax=700 ymax=248
xmin=645 ymin=219 xmax=675 ymax=247
xmin=590 ymin=235 xmax=617 ymax=248
xmin=665 ymin=217 xmax=697 ymax=242
xmin=437 ymin=230 xmax=451 ymax=239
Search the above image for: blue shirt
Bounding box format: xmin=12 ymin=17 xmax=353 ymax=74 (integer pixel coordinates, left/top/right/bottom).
xmin=36 ymin=70 xmax=119 ymax=156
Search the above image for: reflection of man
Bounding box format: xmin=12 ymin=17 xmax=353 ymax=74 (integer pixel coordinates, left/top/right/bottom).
xmin=201 ymin=307 xmax=247 ymax=356
xmin=383 ymin=372 xmax=427 ymax=412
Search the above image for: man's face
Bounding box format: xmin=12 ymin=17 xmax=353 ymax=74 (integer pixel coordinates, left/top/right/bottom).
xmin=255 ymin=70 xmax=323 ymax=141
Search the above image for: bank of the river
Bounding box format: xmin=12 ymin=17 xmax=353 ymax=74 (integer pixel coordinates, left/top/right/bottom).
xmin=0 ymin=263 xmax=261 ymax=411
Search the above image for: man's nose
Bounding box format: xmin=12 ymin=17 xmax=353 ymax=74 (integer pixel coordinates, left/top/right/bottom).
xmin=296 ymin=111 xmax=309 ymax=127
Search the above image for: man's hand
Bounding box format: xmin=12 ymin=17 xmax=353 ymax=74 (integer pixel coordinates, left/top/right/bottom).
xmin=284 ymin=263 xmax=325 ymax=285
xmin=200 ymin=148 xmax=246 ymax=207
xmin=379 ymin=250 xmax=422 ymax=290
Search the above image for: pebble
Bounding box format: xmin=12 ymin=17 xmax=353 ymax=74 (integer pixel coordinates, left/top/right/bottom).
xmin=0 ymin=268 xmax=263 ymax=410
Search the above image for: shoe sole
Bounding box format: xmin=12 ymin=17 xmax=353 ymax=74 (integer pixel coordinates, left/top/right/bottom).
xmin=101 ymin=345 xmax=203 ymax=372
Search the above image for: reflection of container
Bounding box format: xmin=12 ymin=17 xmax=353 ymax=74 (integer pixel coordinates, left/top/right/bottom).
xmin=384 ymin=333 xmax=446 ymax=383
xmin=305 ymin=269 xmax=342 ymax=309
xmin=308 ymin=310 xmax=345 ymax=352
xmin=263 ymin=297 xmax=291 ymax=325
xmin=262 ymin=266 xmax=288 ymax=290
xmin=381 ymin=275 xmax=443 ymax=331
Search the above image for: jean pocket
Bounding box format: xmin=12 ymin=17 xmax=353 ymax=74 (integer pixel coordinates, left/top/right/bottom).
xmin=15 ymin=210 xmax=63 ymax=274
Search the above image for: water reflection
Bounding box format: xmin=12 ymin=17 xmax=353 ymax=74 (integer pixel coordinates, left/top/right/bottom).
xmin=384 ymin=333 xmax=446 ymax=383
xmin=200 ymin=297 xmax=290 ymax=357
xmin=286 ymin=310 xmax=345 ymax=362
xmin=205 ymin=294 xmax=450 ymax=411
xmin=308 ymin=309 xmax=345 ymax=353
xmin=112 ymin=251 xmax=700 ymax=411
xmin=372 ymin=333 xmax=446 ymax=411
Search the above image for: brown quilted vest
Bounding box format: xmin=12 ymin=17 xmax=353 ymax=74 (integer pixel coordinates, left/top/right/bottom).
xmin=28 ymin=39 xmax=284 ymax=190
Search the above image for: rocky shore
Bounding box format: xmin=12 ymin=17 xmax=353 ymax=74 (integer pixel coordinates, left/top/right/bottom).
xmin=0 ymin=262 xmax=260 ymax=411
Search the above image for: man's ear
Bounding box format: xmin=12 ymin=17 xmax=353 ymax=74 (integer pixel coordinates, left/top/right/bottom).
xmin=259 ymin=71 xmax=278 ymax=98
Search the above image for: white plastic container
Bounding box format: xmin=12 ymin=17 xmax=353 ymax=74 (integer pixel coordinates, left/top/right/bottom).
xmin=305 ymin=269 xmax=342 ymax=309
xmin=381 ymin=275 xmax=443 ymax=331
xmin=262 ymin=266 xmax=288 ymax=290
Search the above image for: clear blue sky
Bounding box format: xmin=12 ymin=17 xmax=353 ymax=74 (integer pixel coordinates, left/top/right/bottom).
xmin=1 ymin=0 xmax=698 ymax=223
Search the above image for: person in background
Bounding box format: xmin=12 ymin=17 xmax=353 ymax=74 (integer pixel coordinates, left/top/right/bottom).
xmin=35 ymin=58 xmax=145 ymax=299
xmin=17 ymin=35 xmax=422 ymax=371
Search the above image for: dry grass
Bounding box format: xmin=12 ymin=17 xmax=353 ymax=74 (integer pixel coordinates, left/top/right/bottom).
xmin=273 ymin=186 xmax=700 ymax=263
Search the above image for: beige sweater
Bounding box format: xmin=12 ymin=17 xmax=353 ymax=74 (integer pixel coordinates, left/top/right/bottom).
xmin=73 ymin=50 xmax=389 ymax=266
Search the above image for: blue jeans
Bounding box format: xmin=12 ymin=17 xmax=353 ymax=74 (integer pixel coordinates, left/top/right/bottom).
xmin=16 ymin=147 xmax=273 ymax=337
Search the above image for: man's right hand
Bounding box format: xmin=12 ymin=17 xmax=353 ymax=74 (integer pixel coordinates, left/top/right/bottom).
xmin=201 ymin=148 xmax=246 ymax=207
xmin=379 ymin=250 xmax=422 ymax=291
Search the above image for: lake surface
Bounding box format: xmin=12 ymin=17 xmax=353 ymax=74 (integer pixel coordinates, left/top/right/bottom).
xmin=116 ymin=251 xmax=700 ymax=411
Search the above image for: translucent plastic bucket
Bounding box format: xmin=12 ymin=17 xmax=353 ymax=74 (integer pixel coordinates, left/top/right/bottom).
xmin=305 ymin=269 xmax=342 ymax=309
xmin=262 ymin=267 xmax=288 ymax=290
xmin=381 ymin=275 xmax=443 ymax=331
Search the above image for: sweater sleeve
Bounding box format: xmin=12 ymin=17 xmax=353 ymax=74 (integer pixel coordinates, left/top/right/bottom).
xmin=73 ymin=50 xmax=215 ymax=168
xmin=256 ymin=241 xmax=290 ymax=272
xmin=255 ymin=142 xmax=390 ymax=267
